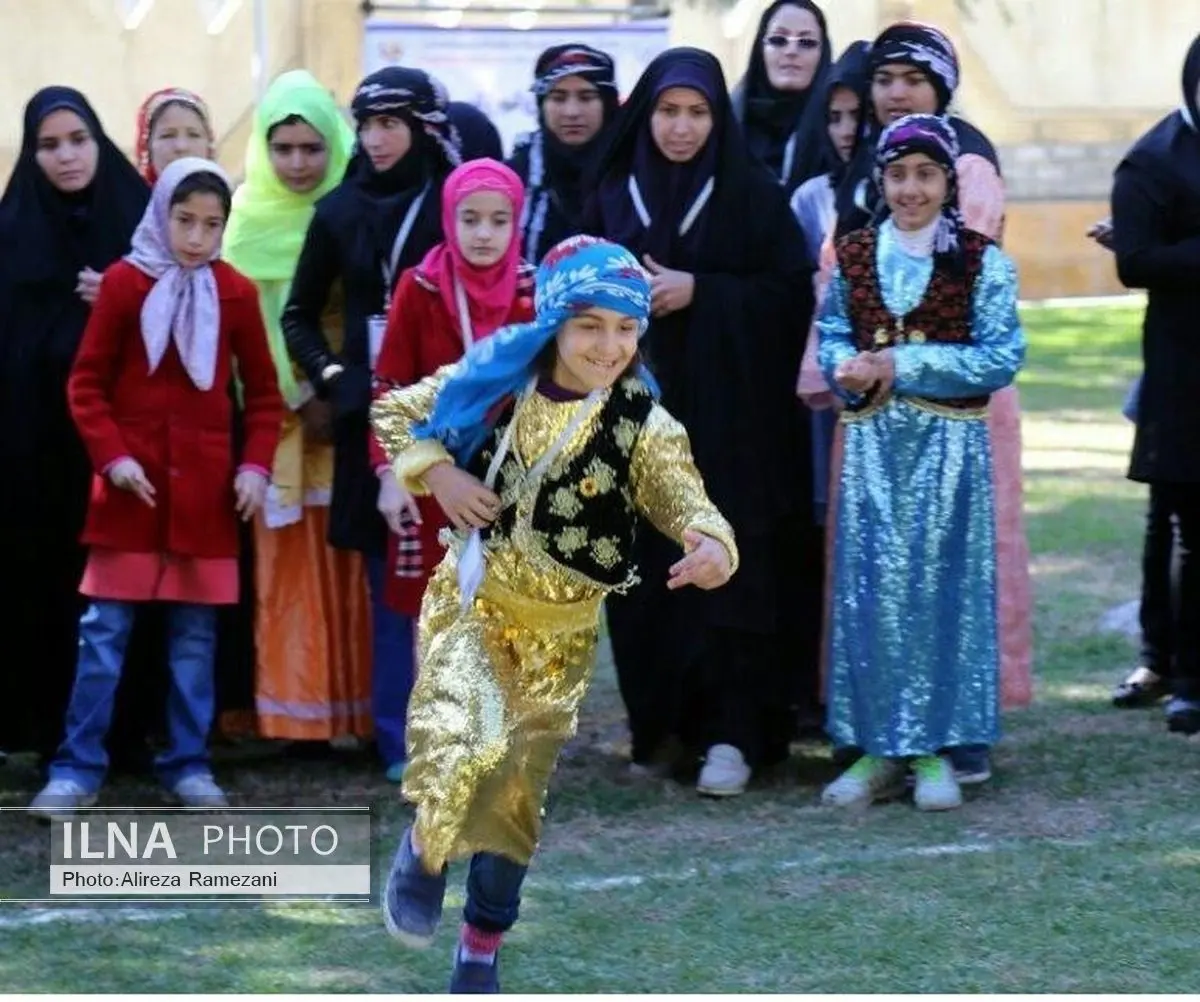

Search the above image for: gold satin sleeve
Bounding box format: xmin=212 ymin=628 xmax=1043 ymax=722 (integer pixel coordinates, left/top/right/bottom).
xmin=630 ymin=404 xmax=739 ymax=575
xmin=369 ymin=366 xmax=455 ymax=495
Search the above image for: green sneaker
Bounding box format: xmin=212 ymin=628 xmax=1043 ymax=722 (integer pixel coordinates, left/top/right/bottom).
xmin=821 ymin=755 xmax=906 ymax=807
xmin=912 ymin=756 xmax=963 ymax=811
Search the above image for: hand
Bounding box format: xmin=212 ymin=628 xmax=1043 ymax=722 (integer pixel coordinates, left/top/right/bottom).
xmin=865 ymin=349 xmax=896 ymax=397
xmin=298 ymin=397 xmax=333 ymax=444
xmin=76 ymin=267 xmax=103 ymax=306
xmin=834 ymin=355 xmax=875 ymax=394
xmin=377 ymin=468 xmax=423 ymax=535
xmin=108 ymin=458 xmax=156 ymax=508
xmin=643 ymin=255 xmax=695 ymax=317
xmin=424 ymin=462 xmax=501 ymax=533
xmin=234 ymin=469 xmax=269 ymax=522
xmin=668 ymin=530 xmax=732 ymax=591
xmin=1086 ymin=218 xmax=1114 ymax=251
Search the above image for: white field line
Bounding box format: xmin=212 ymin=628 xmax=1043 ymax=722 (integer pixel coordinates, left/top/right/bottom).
xmin=3 ymin=821 xmax=1195 ymax=929
xmin=0 ymin=906 xmax=187 ymax=929
xmin=540 ymin=838 xmax=1053 ymax=893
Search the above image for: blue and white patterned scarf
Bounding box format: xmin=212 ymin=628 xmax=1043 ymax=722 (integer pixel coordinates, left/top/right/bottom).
xmin=413 ymin=235 xmax=656 ymax=463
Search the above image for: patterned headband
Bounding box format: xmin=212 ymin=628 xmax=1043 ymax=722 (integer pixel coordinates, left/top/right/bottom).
xmin=532 ymin=46 xmax=618 ymax=97
xmin=871 ymin=23 xmax=960 ymax=104
xmin=352 ymin=72 xmax=462 ymax=167
xmin=874 ymin=114 xmax=963 ymax=254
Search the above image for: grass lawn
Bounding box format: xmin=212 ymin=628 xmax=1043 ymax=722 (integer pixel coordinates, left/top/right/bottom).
xmin=2 ymin=304 xmax=1196 ymax=993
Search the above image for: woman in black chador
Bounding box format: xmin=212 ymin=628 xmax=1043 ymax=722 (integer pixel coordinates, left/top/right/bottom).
xmin=585 ymin=48 xmax=817 ymax=796
xmin=0 ymin=87 xmax=149 ymax=762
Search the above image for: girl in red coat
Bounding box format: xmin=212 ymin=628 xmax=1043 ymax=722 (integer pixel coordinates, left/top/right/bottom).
xmin=29 ymin=158 xmax=283 ymax=816
xmin=368 ymin=159 xmax=532 ymax=781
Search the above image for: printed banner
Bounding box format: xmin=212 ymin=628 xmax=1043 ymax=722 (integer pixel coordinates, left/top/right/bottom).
xmin=363 ymin=20 xmax=670 ymax=153
xmin=11 ymin=807 xmax=373 ymax=903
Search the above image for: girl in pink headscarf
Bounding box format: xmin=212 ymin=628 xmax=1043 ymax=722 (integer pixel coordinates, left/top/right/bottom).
xmin=366 ymin=158 xmax=532 ymax=777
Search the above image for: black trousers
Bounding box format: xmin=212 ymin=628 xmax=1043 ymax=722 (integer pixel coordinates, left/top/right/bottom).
xmin=1153 ymin=484 xmax=1199 ymax=699
xmin=1139 ymin=484 xmax=1179 ymax=676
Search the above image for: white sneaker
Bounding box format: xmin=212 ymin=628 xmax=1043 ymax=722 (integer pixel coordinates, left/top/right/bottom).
xmin=821 ymin=756 xmax=907 ymax=808
xmin=29 ymin=779 xmax=98 ymax=820
xmin=912 ymin=756 xmax=963 ymax=811
xmin=696 ymin=744 xmax=751 ymax=797
xmin=171 ymin=773 xmax=229 ymax=808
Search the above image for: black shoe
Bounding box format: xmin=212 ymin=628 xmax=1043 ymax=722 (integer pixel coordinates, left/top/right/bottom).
xmin=1165 ymin=697 xmax=1200 ymax=735
xmin=1112 ymin=667 xmax=1170 ymax=708
xmin=382 ymin=827 xmax=447 ymax=948
xmin=449 ymin=947 xmax=501 ymax=994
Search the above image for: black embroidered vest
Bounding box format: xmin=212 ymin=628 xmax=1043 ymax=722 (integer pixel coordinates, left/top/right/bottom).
xmin=467 ymin=375 xmax=656 ymax=589
xmin=835 ymin=226 xmax=993 ymax=409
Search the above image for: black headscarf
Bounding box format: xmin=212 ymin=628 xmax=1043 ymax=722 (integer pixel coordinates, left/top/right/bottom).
xmin=0 ymin=87 xmax=148 ymax=288
xmin=592 ymin=47 xmax=731 ymax=267
xmin=833 ymin=22 xmax=1001 ymax=237
xmin=512 ymin=43 xmax=619 ymax=261
xmin=731 ymin=0 xmax=833 ymax=191
xmin=448 ymin=101 xmax=504 ymax=162
xmin=818 ymin=40 xmax=872 ymax=184
xmin=344 ymin=68 xmax=461 ymax=265
xmin=1122 ymin=32 xmax=1200 ymax=179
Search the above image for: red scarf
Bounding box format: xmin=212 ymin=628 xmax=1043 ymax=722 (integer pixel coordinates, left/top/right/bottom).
xmin=417 ymin=158 xmax=526 ymax=339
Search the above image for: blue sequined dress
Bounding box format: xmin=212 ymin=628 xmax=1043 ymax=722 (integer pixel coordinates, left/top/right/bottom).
xmin=816 ymin=221 xmax=1026 ymax=757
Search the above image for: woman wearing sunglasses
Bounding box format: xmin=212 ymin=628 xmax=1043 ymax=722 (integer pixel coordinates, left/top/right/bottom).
xmin=731 ymin=0 xmax=833 ymax=194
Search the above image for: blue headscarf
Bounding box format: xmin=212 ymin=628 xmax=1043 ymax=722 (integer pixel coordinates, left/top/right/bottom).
xmin=413 ymin=235 xmax=657 ymax=463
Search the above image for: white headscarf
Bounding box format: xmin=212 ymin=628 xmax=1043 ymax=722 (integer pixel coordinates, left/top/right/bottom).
xmin=125 ymin=156 xmax=230 ymax=391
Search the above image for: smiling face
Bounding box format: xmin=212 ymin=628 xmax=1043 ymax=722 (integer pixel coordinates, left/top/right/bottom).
xmin=650 ymin=87 xmax=714 ymax=164
xmin=871 ymin=63 xmax=940 ymax=125
xmin=881 ymin=151 xmax=949 ymax=231
xmin=35 ymin=109 xmax=99 ymax=193
xmin=543 ymin=75 xmax=606 ymax=146
xmin=455 ymin=190 xmax=514 ymax=268
xmin=828 ymin=85 xmax=861 ymax=162
xmin=761 ymin=4 xmax=824 ymax=92
xmin=150 ymin=102 xmax=210 ymax=177
xmin=267 ymin=119 xmax=330 ymax=194
xmin=552 ymin=306 xmax=640 ymax=393
xmin=168 ymin=190 xmax=227 ymax=268
xmin=358 ymin=114 xmax=412 ymax=173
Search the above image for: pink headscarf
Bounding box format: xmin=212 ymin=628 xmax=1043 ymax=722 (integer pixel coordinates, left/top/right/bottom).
xmin=125 ymin=156 xmax=229 ymax=391
xmin=418 ymin=159 xmax=525 ymax=339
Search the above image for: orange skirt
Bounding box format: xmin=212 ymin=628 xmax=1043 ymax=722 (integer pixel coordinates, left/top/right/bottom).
xmin=253 ymin=507 xmax=373 ymax=740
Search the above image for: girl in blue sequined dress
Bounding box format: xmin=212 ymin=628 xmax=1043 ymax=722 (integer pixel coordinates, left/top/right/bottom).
xmin=816 ymin=114 xmax=1026 ymax=811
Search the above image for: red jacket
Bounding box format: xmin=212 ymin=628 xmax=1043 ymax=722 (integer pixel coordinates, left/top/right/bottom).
xmin=370 ymin=265 xmax=534 ymax=615
xmin=68 ymin=259 xmax=283 ymax=559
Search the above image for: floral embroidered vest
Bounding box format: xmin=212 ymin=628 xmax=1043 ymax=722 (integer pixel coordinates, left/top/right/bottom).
xmin=468 ymin=375 xmax=656 ymax=589
xmin=835 ymin=226 xmax=993 ymax=409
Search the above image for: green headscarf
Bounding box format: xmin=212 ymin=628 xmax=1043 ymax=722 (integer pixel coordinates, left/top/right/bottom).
xmin=225 ymin=70 xmax=355 ymax=405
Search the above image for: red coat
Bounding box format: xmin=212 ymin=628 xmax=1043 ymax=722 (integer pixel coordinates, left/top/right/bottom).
xmin=68 ymin=259 xmax=283 ymax=559
xmin=370 ymin=265 xmax=534 ymax=615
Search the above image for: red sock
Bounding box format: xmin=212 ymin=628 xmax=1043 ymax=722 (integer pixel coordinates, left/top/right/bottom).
xmin=460 ymin=923 xmax=503 ymax=961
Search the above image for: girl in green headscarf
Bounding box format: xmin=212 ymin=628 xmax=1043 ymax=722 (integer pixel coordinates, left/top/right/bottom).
xmin=224 ymin=70 xmax=375 ymax=751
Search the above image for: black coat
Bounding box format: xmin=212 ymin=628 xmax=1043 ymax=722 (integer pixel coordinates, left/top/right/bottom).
xmin=282 ymin=171 xmax=444 ymax=554
xmin=1113 ymin=109 xmax=1200 ymax=485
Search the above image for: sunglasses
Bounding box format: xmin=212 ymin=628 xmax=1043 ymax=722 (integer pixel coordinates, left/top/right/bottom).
xmin=764 ymin=34 xmax=821 ymax=51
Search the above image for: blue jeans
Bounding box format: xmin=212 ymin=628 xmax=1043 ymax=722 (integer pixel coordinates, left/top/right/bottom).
xmin=464 ymin=852 xmax=528 ymax=933
xmin=365 ymin=555 xmax=415 ymax=766
xmin=51 ymin=601 xmax=217 ymax=792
